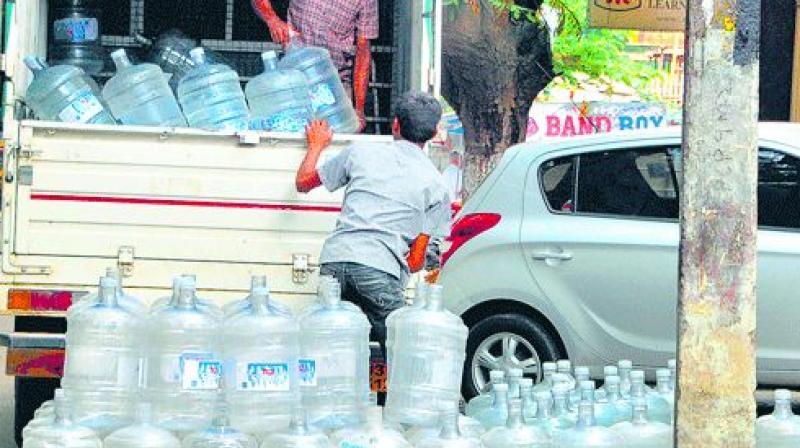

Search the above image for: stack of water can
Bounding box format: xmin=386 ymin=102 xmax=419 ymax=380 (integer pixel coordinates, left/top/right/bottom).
xmin=23 ymin=38 xmax=360 ymax=133
xmin=22 ymin=271 xmax=474 ymax=448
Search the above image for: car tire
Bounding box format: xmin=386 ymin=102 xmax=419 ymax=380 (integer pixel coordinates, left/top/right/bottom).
xmin=462 ymin=313 xmax=565 ymax=401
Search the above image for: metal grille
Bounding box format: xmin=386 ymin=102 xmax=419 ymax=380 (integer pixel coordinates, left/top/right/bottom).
xmin=85 ymin=0 xmax=398 ymax=135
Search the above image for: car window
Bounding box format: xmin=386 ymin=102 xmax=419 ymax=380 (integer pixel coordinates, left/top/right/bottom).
xmin=575 ymin=148 xmax=679 ymax=219
xmin=540 ymin=156 xmax=575 ymax=212
xmin=759 ymin=149 xmax=800 ymax=229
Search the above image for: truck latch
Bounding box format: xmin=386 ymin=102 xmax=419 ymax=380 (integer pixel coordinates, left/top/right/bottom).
xmin=117 ymin=246 xmax=135 ymax=276
xmin=292 ymin=253 xmax=315 ymax=284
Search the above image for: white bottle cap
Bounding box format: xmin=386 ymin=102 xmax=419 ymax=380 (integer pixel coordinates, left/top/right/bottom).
xmin=618 ymin=360 xmax=633 ymax=369
xmin=776 ymin=389 xmax=793 ymax=401
xmin=543 ymin=362 xmax=557 ymax=372
xmin=557 ymin=360 xmax=572 ymax=371
xmin=575 ymin=366 xmax=590 ymax=376
xmin=189 ymin=47 xmax=206 ymax=64
xmin=490 ymin=370 xmax=506 ymax=381
xmin=605 ymin=375 xmax=620 ymax=385
xmin=508 ymin=368 xmax=523 ymax=378
xmin=520 ymin=378 xmax=533 ymax=388
xmin=580 ymin=380 xmax=595 ymax=390
xmin=604 ymin=365 xmax=618 ymax=376
xmin=656 ymin=368 xmax=671 ymax=378
xmin=630 ymin=370 xmax=645 ymax=381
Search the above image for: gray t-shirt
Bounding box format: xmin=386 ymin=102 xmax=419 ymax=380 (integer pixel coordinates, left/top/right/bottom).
xmin=317 ymin=139 xmax=452 ymax=280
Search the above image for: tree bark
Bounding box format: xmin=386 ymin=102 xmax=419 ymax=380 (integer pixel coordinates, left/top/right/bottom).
xmin=442 ymin=0 xmax=553 ymax=195
xmin=677 ymin=0 xmax=760 ymax=445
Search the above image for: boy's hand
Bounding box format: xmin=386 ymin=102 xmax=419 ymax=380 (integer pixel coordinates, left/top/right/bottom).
xmin=306 ymin=119 xmax=333 ymax=151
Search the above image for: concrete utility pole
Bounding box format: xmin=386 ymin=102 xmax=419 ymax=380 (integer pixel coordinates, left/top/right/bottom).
xmin=677 ymin=0 xmax=760 ymax=446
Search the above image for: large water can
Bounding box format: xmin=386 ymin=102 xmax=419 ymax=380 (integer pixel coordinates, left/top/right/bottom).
xmin=246 ymin=51 xmax=313 ymax=132
xmin=104 ymin=404 xmax=181 ymax=448
xmin=24 ymin=56 xmax=115 ymax=124
xmin=142 ymin=276 xmax=223 ymax=433
xmin=278 ymin=41 xmax=359 ymax=133
xmin=49 ymin=0 xmax=105 ymax=75
xmin=103 ymin=49 xmax=186 ymax=126
xmin=222 ymin=284 xmax=300 ymax=434
xmin=61 ymin=277 xmax=144 ymax=435
xmin=22 ymin=393 xmax=102 ymax=448
xmin=385 ymin=285 xmax=468 ymax=427
xmin=298 ymin=276 xmax=371 ymax=429
xmin=177 ymin=48 xmax=250 ymax=131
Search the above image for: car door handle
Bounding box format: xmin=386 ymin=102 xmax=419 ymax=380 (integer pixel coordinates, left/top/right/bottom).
xmin=532 ymin=251 xmax=573 ymax=261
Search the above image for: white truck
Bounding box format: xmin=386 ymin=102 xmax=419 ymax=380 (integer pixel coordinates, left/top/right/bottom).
xmin=0 ymin=0 xmax=444 ymax=442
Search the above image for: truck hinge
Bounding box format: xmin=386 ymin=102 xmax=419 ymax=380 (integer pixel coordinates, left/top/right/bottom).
xmin=292 ymin=253 xmax=315 ymax=284
xmin=117 ymin=246 xmax=135 ymax=276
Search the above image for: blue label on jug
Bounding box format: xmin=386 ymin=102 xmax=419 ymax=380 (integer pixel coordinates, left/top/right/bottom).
xmin=237 ymin=362 xmax=290 ymax=391
xmin=54 ymin=18 xmax=99 ymax=43
xmin=180 ymin=352 xmax=222 ymax=391
xmin=57 ymin=89 xmax=104 ymax=123
xmin=250 ymin=108 xmax=310 ymax=132
xmin=310 ymin=84 xmax=336 ymax=112
xmin=298 ymin=359 xmax=317 ymax=387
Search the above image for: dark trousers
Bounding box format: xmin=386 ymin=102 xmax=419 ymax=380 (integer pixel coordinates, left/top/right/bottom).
xmin=320 ymin=262 xmax=406 ymax=357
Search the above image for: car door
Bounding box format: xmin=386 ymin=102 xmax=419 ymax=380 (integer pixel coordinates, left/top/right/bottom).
xmin=521 ymin=142 xmax=682 ymax=367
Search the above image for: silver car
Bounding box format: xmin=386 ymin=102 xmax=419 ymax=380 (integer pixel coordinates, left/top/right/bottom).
xmin=439 ymin=122 xmax=800 ymax=399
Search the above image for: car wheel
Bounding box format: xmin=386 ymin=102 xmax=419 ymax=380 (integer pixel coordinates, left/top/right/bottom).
xmin=462 ymin=313 xmax=565 ymax=401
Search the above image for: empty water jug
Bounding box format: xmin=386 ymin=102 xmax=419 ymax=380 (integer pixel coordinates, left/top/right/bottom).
xmin=466 ymin=370 xmax=505 ymax=417
xmin=24 ymin=56 xmax=115 ymax=124
xmin=415 ymin=406 xmax=485 ymax=448
xmin=23 ymin=393 xmax=102 ymax=448
xmin=330 ymin=407 xmax=412 ymax=448
xmin=481 ymin=399 xmax=552 ymax=448
xmin=532 ymin=362 xmax=557 ymax=394
xmin=756 ymin=389 xmax=800 ymax=448
xmin=278 ymin=40 xmax=359 ymax=133
xmin=473 ymin=383 xmax=509 ymax=429
xmin=222 ymin=275 xmax=290 ymax=318
xmin=142 ymin=276 xmax=223 ymax=433
xmin=49 ymin=0 xmax=105 ymax=75
xmin=104 ymin=404 xmax=181 ymax=448
xmin=23 ymin=390 xmax=66 ymax=442
xmin=181 ymin=397 xmax=258 ymax=448
xmin=260 ymin=409 xmax=333 ymax=448
xmin=177 ymin=48 xmax=250 ymax=131
xmin=611 ymin=399 xmax=672 ymax=448
xmin=103 ymin=49 xmax=186 ymax=126
xmin=62 ymin=276 xmax=143 ymax=435
xmin=386 ymin=282 xmax=428 ymax=375
xmin=595 ymin=376 xmax=632 ymax=427
xmin=630 ymin=370 xmax=671 ymax=425
xmin=246 ymin=51 xmax=312 ymax=132
xmin=408 ymin=407 xmax=485 ymax=445
xmin=298 ymin=277 xmax=371 ymax=429
xmin=557 ymin=402 xmax=623 ymax=448
xmin=135 ymin=30 xmax=227 ymax=92
xmin=385 ymin=285 xmax=468 ymax=426
xmin=223 ymin=284 xmax=299 ymax=433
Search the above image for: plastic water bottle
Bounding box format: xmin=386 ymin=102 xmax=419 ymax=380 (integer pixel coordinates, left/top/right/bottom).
xmin=246 ymin=51 xmax=313 ymax=132
xmin=330 ymin=407 xmax=412 ymax=448
xmin=667 ymin=359 xmax=676 ymax=391
xmin=260 ymin=408 xmax=333 ymax=448
xmin=181 ymin=395 xmax=258 ymax=448
xmin=298 ymin=277 xmax=371 ymax=429
xmin=415 ymin=405 xmax=484 ymax=448
xmin=223 ymin=284 xmax=299 ymax=434
xmin=611 ymin=399 xmax=672 ymax=448
xmin=466 ymin=370 xmax=505 ymax=417
xmin=385 ymin=285 xmax=469 ymax=427
xmin=49 ymin=0 xmax=105 ymax=75
xmin=569 ymin=367 xmax=591 ymax=410
xmin=520 ymin=378 xmax=537 ymax=422
xmin=756 ymin=389 xmax=800 ymax=447
xmin=481 ymin=399 xmax=552 ymax=448
xmin=278 ymin=39 xmax=359 ymax=133
xmin=651 ymin=369 xmax=674 ymax=424
xmin=23 ymin=392 xmax=102 ymax=448
xmin=533 ymin=362 xmax=557 ymax=394
xmin=177 ymin=48 xmax=250 ymax=131
xmin=595 ymin=375 xmax=632 ymax=427
xmin=61 ymin=276 xmax=143 ymax=435
xmin=386 ymin=282 xmax=428 ymax=376
xmin=24 ymin=56 xmax=115 ymax=124
xmin=557 ymin=402 xmax=623 ymax=448
xmin=630 ymin=370 xmax=671 ymax=425
xmin=532 ymin=390 xmax=572 ymax=438
xmin=553 ymin=360 xmax=576 ymax=390
xmin=135 ymin=31 xmax=231 ymax=92
xmin=506 ymin=368 xmax=524 ymax=399
xmin=552 ymin=384 xmax=578 ymax=428
xmin=474 ymin=383 xmax=509 ymax=429
xmin=102 ymin=49 xmax=186 ymax=127
xmin=104 ymin=404 xmax=181 ymax=448
xmin=596 ymin=365 xmax=620 ymax=400
xmin=407 ymin=409 xmax=485 ymax=445
xmin=142 ymin=276 xmax=223 ymax=433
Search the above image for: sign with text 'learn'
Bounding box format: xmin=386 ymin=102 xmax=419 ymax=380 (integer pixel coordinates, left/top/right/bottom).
xmin=589 ymin=0 xmax=686 ymax=32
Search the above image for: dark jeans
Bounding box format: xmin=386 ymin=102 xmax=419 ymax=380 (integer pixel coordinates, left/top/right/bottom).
xmin=320 ymin=262 xmax=406 ymax=356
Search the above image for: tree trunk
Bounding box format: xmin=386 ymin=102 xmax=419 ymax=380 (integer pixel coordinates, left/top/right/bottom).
xmin=676 ymin=0 xmax=760 ymax=445
xmin=442 ymin=0 xmax=553 ymax=195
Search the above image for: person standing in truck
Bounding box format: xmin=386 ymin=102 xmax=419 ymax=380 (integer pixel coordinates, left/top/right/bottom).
xmin=295 ymin=91 xmax=452 ymax=356
xmin=251 ymin=0 xmax=378 ymax=132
